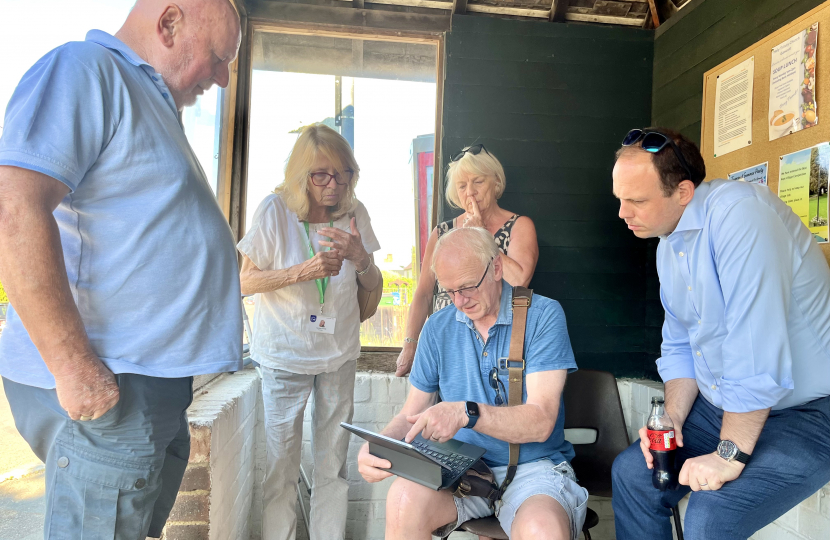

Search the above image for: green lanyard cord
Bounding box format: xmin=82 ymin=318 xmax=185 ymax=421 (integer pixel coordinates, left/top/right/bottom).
xmin=303 ymin=220 xmax=333 ymax=313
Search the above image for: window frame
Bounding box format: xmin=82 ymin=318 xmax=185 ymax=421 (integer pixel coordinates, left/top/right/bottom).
xmin=228 ymin=10 xmax=446 ymax=353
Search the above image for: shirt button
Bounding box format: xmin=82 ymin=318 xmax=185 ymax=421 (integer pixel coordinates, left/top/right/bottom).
xmin=696 ymin=351 xmax=702 ymax=356
xmin=483 ymin=352 xmax=488 ymax=357
xmin=698 ymin=320 xmax=701 ymax=324
xmin=679 ymin=252 xmax=685 ymax=257
xmin=135 ymin=478 xmax=146 ymax=489
xmin=711 ymin=384 xmax=718 ymax=390
xmin=688 ymin=286 xmax=692 ymax=291
xmin=57 ymin=456 xmax=69 ymax=468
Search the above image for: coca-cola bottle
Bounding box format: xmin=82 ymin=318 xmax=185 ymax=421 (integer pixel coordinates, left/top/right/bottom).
xmin=647 ymin=396 xmax=678 ymax=491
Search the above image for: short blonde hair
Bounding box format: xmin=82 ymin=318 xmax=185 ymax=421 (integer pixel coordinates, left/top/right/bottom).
xmin=445 ymin=147 xmax=506 ymax=209
xmin=276 ymin=124 xmax=360 ymax=221
xmin=432 ymin=227 xmax=499 ymax=276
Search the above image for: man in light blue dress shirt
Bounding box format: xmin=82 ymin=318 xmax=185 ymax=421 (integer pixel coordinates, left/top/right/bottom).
xmin=0 ymin=0 xmax=242 ymax=538
xmin=610 ymin=127 xmax=830 ymax=540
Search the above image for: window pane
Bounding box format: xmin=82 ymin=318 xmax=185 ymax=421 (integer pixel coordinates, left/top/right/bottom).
xmin=182 ymin=87 xmax=222 ymax=195
xmin=247 ymin=32 xmax=437 ymax=348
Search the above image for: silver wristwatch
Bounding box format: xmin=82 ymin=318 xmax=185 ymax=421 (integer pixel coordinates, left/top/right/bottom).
xmin=717 ymin=440 xmax=751 ymax=465
xmin=403 ymin=337 xmax=418 ymax=345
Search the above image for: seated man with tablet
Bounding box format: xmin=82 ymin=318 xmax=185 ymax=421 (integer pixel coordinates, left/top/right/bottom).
xmin=356 ymin=227 xmax=588 ymax=540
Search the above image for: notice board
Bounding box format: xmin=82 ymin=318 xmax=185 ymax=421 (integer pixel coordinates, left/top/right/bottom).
xmin=701 ymin=1 xmax=830 ymax=262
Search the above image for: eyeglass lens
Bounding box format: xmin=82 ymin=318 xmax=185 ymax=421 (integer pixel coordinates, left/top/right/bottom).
xmin=310 ymin=171 xmax=352 ymax=186
xmin=489 ymin=368 xmax=504 ymax=406
xmin=452 ymin=144 xmax=486 ymax=162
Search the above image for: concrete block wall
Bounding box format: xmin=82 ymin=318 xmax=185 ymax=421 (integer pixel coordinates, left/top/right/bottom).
xmin=162 ymin=368 xmax=260 ymax=540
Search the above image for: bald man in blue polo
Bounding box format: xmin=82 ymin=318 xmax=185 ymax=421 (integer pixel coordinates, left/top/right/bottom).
xmin=0 ymin=1 xmax=243 ymax=537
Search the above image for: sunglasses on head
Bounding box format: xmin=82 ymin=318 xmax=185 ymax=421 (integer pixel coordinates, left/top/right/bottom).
xmin=622 ymin=129 xmax=694 ymax=182
xmin=451 ymin=144 xmax=489 ymax=163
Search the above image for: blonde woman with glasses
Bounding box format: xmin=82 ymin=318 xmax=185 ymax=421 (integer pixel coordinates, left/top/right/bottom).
xmin=238 ymin=124 xmax=381 ymax=540
xmin=396 ymin=144 xmax=538 ymax=376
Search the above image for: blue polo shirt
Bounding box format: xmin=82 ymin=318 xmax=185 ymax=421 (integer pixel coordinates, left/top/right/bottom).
xmin=410 ymin=283 xmax=577 ymax=468
xmin=0 ymin=31 xmax=242 ymax=388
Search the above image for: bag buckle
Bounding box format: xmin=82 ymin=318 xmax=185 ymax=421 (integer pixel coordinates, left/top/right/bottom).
xmin=512 ymin=296 xmax=531 ymax=308
xmin=498 ymin=357 xmax=525 ymax=371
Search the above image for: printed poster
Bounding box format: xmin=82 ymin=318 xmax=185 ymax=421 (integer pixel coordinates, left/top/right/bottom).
xmin=769 ymin=23 xmax=819 ymax=141
xmin=728 ymin=162 xmax=768 ymax=186
xmin=779 ymin=143 xmax=829 ymax=243
xmin=714 ymin=57 xmax=754 ymax=157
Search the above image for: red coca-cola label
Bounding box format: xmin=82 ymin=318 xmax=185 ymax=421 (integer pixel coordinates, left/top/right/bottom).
xmin=648 ymin=429 xmax=676 ymax=451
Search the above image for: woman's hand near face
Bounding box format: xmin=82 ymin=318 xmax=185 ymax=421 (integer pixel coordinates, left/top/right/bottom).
xmin=462 ymin=197 xmax=485 ymax=228
xmin=299 ymin=250 xmax=344 ymax=281
xmin=319 ymin=218 xmax=371 ymax=271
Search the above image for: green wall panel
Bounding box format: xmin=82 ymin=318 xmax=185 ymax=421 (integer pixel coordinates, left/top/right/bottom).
xmin=652 ymin=0 xmax=827 ymax=143
xmin=440 ymin=15 xmax=658 ymax=379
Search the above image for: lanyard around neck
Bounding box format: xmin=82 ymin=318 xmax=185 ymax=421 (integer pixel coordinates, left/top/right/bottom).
xmin=303 ymin=220 xmax=333 ymax=313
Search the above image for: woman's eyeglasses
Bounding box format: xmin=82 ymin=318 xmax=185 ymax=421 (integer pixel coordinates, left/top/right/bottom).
xmin=309 ymin=170 xmax=353 ymax=187
xmin=435 ymin=260 xmax=491 ymax=304
xmin=451 ymin=144 xmax=489 ymax=163
xmin=489 ymin=367 xmax=506 ymax=406
xmin=622 ymin=129 xmax=694 ymax=182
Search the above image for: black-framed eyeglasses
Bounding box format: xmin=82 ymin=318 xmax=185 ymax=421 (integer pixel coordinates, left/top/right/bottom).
xmin=622 ymin=129 xmax=694 ymax=182
xmin=488 ymin=367 xmax=507 ymax=406
xmin=451 ymin=144 xmax=489 ymax=163
xmin=309 ymin=170 xmax=353 ymax=187
xmin=436 ymin=260 xmax=491 ymax=304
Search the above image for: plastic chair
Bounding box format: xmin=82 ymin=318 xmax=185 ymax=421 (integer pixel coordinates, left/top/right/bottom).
xmin=452 ymin=369 xmax=635 ymax=540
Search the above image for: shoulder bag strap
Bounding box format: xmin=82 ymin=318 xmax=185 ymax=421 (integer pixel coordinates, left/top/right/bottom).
xmin=499 ymin=285 xmax=532 ymax=496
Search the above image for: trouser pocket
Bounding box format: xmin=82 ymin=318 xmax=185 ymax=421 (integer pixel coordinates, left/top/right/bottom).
xmin=47 ymin=441 xmax=153 ymax=540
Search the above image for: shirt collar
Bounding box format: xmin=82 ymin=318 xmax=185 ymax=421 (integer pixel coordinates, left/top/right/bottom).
xmin=454 ymin=281 xmax=514 ymax=329
xmin=85 ymin=30 xmax=151 ymax=69
xmin=669 ymin=180 xmax=712 ymax=236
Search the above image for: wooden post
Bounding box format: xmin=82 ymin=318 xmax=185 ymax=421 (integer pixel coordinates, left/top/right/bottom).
xmin=647 ymin=0 xmax=661 ymax=28
xmin=453 ymin=0 xmax=467 ymax=15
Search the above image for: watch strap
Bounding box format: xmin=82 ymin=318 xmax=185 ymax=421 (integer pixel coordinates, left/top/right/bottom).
xmin=734 ymin=449 xmax=751 ymax=465
xmin=465 ymin=401 xmax=479 ymax=428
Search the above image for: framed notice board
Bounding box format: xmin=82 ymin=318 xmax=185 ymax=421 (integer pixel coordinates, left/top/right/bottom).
xmin=701 ymin=1 xmax=830 ymax=262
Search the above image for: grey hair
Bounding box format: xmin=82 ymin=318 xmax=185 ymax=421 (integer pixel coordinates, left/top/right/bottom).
xmin=431 ymin=227 xmax=499 ymax=276
xmin=445 ymin=148 xmax=506 ymax=209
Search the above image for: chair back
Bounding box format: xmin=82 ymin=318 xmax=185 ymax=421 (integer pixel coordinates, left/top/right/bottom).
xmin=563 ymin=369 xmax=630 ymax=498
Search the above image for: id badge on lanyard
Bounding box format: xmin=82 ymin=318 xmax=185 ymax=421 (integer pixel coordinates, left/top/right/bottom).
xmin=303 ymin=220 xmax=336 ymax=335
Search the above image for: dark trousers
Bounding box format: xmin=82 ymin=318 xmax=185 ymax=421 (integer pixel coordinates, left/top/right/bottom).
xmin=611 ymin=395 xmax=830 ymax=540
xmin=4 ymin=373 xmax=193 ymax=539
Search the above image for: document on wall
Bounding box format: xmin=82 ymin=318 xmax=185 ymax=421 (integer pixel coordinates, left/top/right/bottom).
xmin=769 ymin=23 xmax=819 ymax=141
xmin=714 ymin=57 xmax=754 ymax=157
xmin=728 ymin=162 xmax=768 ymax=186
xmin=778 ymin=143 xmax=829 ymax=243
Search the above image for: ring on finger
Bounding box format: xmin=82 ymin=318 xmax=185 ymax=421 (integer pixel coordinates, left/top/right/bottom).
xmin=699 ymin=482 xmax=708 ymax=487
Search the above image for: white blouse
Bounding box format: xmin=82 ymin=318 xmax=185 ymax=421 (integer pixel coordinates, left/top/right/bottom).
xmin=237 ymin=194 xmax=381 ymax=374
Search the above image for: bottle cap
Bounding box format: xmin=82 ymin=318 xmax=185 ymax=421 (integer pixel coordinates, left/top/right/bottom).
xmin=651 ymin=396 xmax=665 ymax=404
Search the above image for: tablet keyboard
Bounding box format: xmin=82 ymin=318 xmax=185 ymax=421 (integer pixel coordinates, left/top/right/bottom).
xmin=412 ymin=440 xmax=476 ymax=477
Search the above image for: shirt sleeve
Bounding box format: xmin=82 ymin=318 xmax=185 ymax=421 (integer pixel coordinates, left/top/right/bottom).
xmin=524 ymin=299 xmax=577 ymax=375
xmin=711 ymin=197 xmax=796 ymax=412
xmin=409 ymin=319 xmax=440 ymax=393
xmin=354 ymin=201 xmax=381 ymax=254
xmin=656 ymin=286 xmax=697 ymax=382
xmin=0 ymin=45 xmax=115 ymax=191
xmin=237 ymin=197 xmax=278 ymax=271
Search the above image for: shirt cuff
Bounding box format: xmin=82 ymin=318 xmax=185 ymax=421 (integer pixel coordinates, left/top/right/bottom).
xmin=656 ymin=353 xmax=696 ymax=382
xmin=719 ymin=373 xmax=794 ymax=413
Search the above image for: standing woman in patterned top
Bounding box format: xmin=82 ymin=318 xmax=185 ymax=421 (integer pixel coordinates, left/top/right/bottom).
xmin=395 ymin=144 xmax=538 ymax=376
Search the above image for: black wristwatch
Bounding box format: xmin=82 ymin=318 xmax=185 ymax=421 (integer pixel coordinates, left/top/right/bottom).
xmin=464 ymin=401 xmax=480 ymax=429
xmin=717 ymin=440 xmax=751 ymax=465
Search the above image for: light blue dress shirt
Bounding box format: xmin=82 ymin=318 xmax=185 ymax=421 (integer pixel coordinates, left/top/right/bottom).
xmin=656 ymin=179 xmax=830 ymax=412
xmin=410 ymin=283 xmax=578 ymax=468
xmin=0 ymin=31 xmax=242 ymax=388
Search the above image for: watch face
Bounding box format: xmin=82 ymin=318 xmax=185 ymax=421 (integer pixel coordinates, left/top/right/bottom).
xmin=718 ymin=440 xmax=738 ymax=461
xmin=466 ymin=402 xmax=480 ymax=417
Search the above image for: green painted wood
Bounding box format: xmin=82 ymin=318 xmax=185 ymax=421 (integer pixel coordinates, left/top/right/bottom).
xmin=652 ymin=0 xmax=826 ymax=144
xmin=441 ymin=15 xmax=654 ymax=378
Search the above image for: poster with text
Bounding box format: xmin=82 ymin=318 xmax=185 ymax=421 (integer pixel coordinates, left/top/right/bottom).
xmin=714 ymin=57 xmax=754 ymax=157
xmin=778 ymin=143 xmax=829 ymax=243
xmin=728 ymin=162 xmax=768 ymax=186
xmin=769 ymin=23 xmax=818 ymax=141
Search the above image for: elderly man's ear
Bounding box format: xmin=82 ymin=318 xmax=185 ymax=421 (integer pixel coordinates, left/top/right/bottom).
xmin=157 ymin=5 xmax=184 ymax=48
xmin=493 ymin=254 xmax=504 ymax=282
